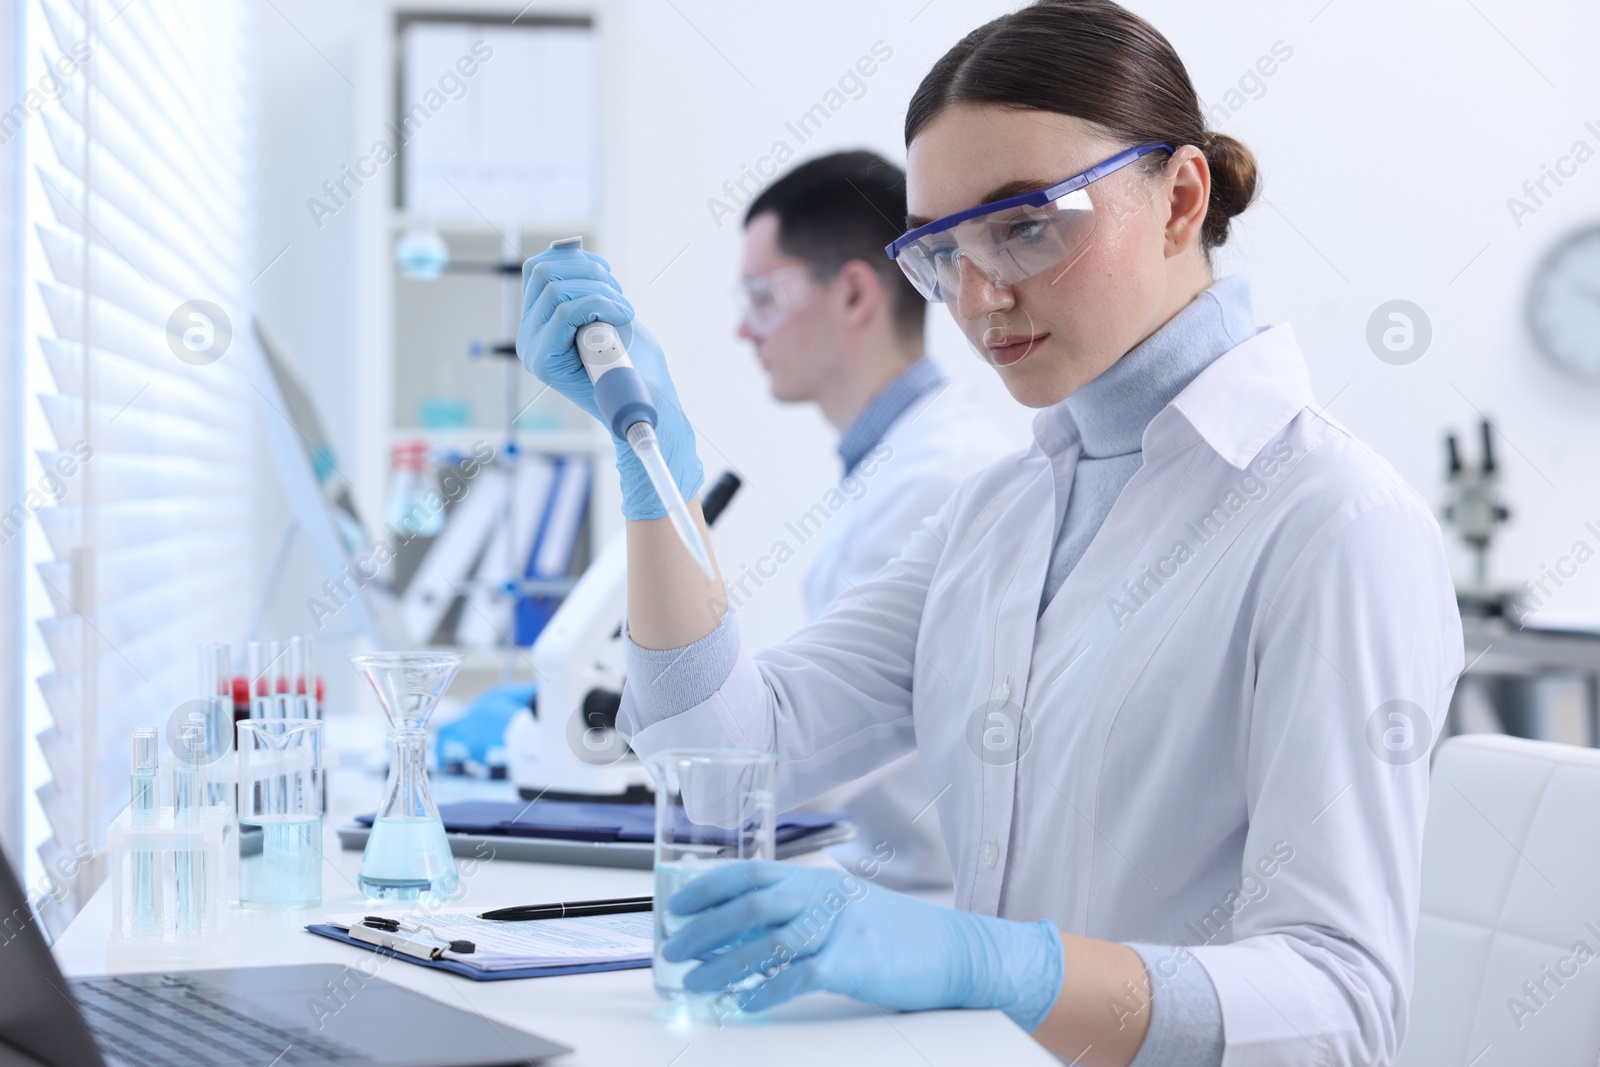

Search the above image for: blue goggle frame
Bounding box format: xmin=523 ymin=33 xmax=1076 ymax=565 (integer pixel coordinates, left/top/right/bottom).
xmin=884 ymin=142 xmax=1175 ymax=263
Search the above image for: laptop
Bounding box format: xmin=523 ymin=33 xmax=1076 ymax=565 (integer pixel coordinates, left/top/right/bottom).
xmin=0 ymin=845 xmax=570 ymax=1066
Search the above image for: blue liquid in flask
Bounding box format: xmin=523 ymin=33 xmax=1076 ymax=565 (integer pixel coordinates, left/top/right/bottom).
xmin=357 ymin=816 xmax=460 ymax=901
xmin=350 ymin=652 xmax=464 ymax=906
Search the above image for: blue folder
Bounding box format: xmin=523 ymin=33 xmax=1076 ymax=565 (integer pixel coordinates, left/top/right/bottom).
xmin=355 ymin=800 xmax=846 ymax=847
xmin=515 ymin=455 xmax=592 ymax=646
xmin=304 ymin=923 xmax=651 ymax=982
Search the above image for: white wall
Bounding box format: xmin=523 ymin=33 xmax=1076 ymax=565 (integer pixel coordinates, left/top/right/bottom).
xmin=254 ymin=0 xmax=363 ymax=468
xmin=256 ymin=0 xmax=1600 ymax=653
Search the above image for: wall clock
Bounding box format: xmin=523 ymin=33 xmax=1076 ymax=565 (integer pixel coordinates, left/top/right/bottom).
xmin=1528 ymin=224 xmax=1600 ymax=384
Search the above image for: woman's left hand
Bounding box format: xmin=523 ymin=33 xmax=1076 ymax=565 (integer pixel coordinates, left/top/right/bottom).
xmin=662 ymin=861 xmax=1065 ymax=1027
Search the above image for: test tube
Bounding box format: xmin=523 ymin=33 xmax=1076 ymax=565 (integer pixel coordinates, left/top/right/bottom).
xmin=270 ymin=639 xmax=292 ymax=718
xmin=245 ymin=641 xmax=272 ymax=719
xmin=173 ymin=714 xmax=207 ymax=938
xmin=289 ymin=636 xmax=315 ymax=719
xmin=130 ymin=726 xmax=159 ymax=938
xmin=200 ymin=643 xmax=231 ymax=807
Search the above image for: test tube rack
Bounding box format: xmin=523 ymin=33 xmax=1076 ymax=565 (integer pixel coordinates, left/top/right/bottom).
xmin=107 ymin=805 xmax=232 ymax=963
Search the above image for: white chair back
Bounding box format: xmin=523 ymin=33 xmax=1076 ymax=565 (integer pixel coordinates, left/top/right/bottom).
xmin=1396 ymin=734 xmax=1600 ymax=1066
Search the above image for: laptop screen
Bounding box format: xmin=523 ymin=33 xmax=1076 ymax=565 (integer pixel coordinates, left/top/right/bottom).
xmin=0 ymin=846 xmax=107 ymax=1066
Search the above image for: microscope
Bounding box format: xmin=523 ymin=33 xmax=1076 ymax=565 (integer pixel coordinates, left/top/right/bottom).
xmin=1443 ymin=419 xmax=1513 ymax=617
xmin=506 ymin=472 xmax=742 ymax=800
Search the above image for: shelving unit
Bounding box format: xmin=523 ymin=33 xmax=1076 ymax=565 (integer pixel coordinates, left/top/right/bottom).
xmin=390 ymin=427 xmax=611 ymax=457
xmin=352 ymin=8 xmax=616 ymax=677
xmin=381 ymin=221 xmax=610 ymax=658
xmin=368 ymin=10 xmax=611 ymax=675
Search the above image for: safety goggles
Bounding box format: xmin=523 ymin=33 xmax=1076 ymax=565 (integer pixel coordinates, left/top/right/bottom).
xmin=885 ymin=142 xmax=1173 ymax=303
xmin=731 ymin=265 xmax=818 ymax=340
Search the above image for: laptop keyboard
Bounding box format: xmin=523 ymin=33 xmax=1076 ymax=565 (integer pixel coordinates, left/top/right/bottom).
xmin=70 ymin=975 xmax=373 ymax=1066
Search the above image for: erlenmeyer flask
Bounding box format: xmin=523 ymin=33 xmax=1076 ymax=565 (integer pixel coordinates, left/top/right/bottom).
xmin=350 ymin=651 xmax=464 ymax=903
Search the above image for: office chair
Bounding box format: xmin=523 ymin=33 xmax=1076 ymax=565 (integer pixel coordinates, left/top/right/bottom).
xmin=1395 ymin=734 xmax=1600 ymax=1065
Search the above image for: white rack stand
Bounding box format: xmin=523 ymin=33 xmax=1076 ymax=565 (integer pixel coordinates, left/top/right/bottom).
xmin=107 ymin=806 xmax=233 ymax=966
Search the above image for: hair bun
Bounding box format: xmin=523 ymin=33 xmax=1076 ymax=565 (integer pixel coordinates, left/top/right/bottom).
xmin=1200 ymin=131 xmax=1259 ymax=246
xmin=906 ymin=1 xmax=1262 ymax=252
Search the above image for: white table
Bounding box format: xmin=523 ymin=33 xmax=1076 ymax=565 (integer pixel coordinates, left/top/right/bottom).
xmin=1456 ymin=613 xmax=1600 ymax=743
xmin=53 ymin=825 xmax=1053 ymax=1066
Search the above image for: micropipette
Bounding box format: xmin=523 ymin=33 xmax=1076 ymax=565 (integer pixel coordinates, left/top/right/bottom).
xmin=547 ymin=237 xmax=716 ymax=580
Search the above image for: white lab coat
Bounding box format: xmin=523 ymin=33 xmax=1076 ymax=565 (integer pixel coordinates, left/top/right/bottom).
xmin=801 ymin=380 xmax=1011 ymax=890
xmin=802 ymin=380 xmax=1013 ymax=621
xmin=621 ymin=324 xmax=1463 ymax=1064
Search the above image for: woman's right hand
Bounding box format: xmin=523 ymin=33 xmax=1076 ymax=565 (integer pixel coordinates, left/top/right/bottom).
xmin=517 ymin=243 xmax=702 ymax=521
xmin=517 ymin=244 xmax=636 ymax=422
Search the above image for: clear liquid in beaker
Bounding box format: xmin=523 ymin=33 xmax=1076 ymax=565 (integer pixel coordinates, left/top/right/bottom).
xmin=238 ymin=814 xmax=322 ymax=908
xmin=653 ymin=857 xmax=758 ymax=1020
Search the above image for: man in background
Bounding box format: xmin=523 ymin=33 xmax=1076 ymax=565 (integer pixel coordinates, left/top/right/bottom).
xmin=735 ymin=151 xmax=1012 ymax=892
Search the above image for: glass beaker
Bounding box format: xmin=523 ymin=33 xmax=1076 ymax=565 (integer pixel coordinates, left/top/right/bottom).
xmin=237 ymin=718 xmax=324 ymax=908
xmin=350 ymin=651 xmax=464 ymax=904
xmin=646 ymin=748 xmax=776 ymax=1017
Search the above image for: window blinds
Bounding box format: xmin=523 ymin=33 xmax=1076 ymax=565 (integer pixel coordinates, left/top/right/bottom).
xmin=24 ymin=0 xmax=258 ymax=934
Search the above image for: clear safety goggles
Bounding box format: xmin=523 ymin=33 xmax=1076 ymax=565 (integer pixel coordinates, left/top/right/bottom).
xmin=732 ymin=265 xmax=818 ymax=339
xmin=885 ymin=142 xmax=1173 ymax=304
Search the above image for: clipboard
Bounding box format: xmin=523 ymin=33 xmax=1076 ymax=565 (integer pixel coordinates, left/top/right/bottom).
xmin=305 ymin=923 xmax=652 ymax=981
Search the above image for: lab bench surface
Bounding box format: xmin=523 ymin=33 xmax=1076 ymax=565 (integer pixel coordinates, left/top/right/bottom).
xmin=52 ymin=827 xmax=1054 ymax=1067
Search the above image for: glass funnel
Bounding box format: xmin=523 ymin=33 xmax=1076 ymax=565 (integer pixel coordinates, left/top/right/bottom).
xmin=350 ymin=651 xmax=464 ymax=903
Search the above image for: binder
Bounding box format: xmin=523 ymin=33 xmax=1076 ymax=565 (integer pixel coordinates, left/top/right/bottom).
xmin=515 ymin=455 xmax=592 ymax=645
xmin=400 ymin=466 xmax=507 ymax=644
xmin=359 ymin=800 xmax=847 ymax=844
xmin=336 ymin=801 xmax=856 ymax=870
xmin=457 ymin=454 xmax=557 ymax=647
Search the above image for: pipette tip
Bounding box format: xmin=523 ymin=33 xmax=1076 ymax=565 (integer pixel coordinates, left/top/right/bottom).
xmin=626 ymin=421 xmax=719 ymax=584
xmin=687 ymin=535 xmax=717 ymax=582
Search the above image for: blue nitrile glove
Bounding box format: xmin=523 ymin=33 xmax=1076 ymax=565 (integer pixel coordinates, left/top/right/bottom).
xmin=663 ymin=861 xmax=1065 ymax=1030
xmin=516 ymin=245 xmax=704 ymax=521
xmin=435 ymin=681 xmax=536 ymax=767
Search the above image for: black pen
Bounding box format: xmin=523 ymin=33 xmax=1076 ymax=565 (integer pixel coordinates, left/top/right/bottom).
xmin=478 ymin=895 xmax=654 ymax=921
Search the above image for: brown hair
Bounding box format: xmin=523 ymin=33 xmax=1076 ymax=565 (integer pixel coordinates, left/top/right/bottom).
xmin=905 ymin=0 xmax=1258 ymax=249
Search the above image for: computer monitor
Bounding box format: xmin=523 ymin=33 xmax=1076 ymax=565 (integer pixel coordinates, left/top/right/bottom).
xmin=248 ymin=321 xmax=406 ymax=650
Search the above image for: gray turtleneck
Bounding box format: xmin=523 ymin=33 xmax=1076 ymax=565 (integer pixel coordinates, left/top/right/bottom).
xmin=1039 ymin=275 xmax=1258 ymax=612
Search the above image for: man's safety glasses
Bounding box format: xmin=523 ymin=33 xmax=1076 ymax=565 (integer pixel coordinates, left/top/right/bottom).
xmin=732 ymin=265 xmax=818 ymax=340
xmin=885 ymin=142 xmax=1173 ymax=304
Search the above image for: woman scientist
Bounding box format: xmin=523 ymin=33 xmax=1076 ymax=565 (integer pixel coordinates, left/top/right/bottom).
xmin=518 ymin=2 xmax=1461 ymax=1063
